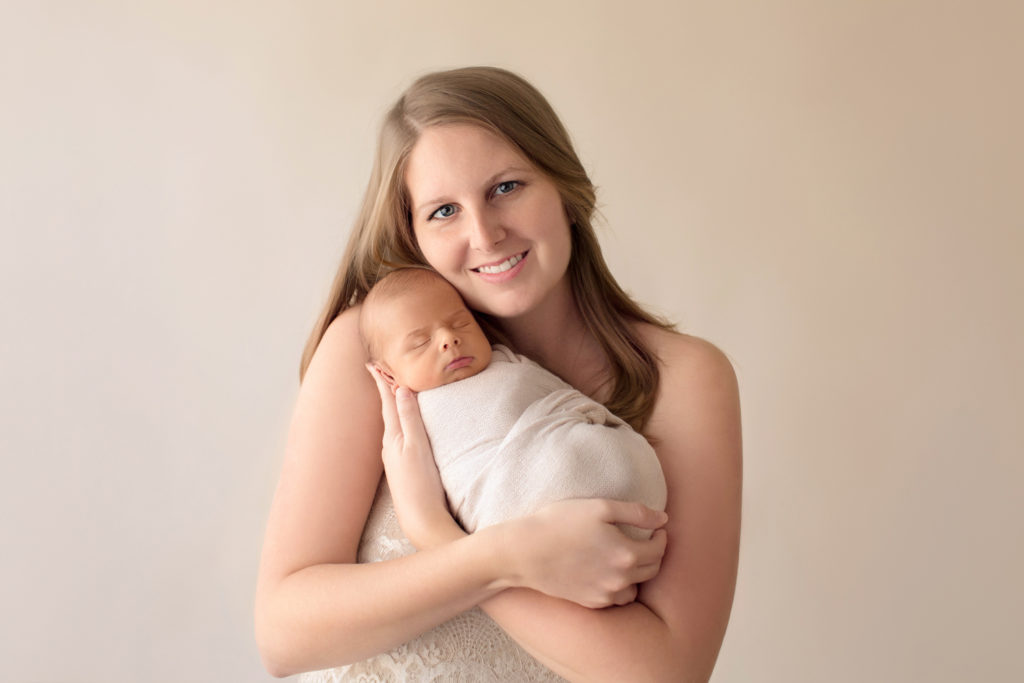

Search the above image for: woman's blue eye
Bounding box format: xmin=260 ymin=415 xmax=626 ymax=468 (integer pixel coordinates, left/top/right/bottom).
xmin=430 ymin=204 xmax=457 ymax=220
xmin=495 ymin=181 xmax=518 ymax=196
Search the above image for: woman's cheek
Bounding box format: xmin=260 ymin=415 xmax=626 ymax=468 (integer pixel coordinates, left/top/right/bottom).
xmin=413 ymin=231 xmax=441 ymax=268
xmin=421 ymin=239 xmax=460 ymax=277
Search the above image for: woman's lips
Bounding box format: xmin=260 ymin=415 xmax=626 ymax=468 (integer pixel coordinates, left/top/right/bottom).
xmin=472 ymin=251 xmax=528 ymax=283
xmin=446 ymin=356 xmax=474 ymax=371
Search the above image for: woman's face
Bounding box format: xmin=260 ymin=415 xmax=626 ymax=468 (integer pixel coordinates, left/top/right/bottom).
xmin=405 ymin=124 xmax=573 ymax=321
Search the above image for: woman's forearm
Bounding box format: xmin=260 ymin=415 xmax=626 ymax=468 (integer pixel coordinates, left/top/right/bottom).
xmin=481 ymin=590 xmax=707 ymax=683
xmin=255 ymin=525 xmax=509 ymax=678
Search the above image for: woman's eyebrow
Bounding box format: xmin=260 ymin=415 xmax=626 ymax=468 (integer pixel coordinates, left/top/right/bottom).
xmin=484 ymin=166 xmax=532 ymax=186
xmin=413 ymin=195 xmax=450 ymax=216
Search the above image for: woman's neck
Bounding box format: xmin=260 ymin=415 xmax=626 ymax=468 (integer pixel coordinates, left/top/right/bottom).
xmin=497 ymin=282 xmax=610 ymax=399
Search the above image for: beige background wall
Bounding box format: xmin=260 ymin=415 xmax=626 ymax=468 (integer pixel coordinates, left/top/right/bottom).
xmin=2 ymin=1 xmax=1021 ymax=681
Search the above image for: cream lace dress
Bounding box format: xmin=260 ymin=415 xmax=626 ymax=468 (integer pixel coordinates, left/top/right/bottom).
xmin=298 ymin=478 xmax=566 ymax=682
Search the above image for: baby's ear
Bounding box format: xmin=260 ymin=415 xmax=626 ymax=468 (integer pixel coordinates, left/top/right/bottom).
xmin=373 ymin=363 xmax=400 ymax=395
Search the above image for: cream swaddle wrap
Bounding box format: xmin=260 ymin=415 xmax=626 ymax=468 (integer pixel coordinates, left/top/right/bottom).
xmin=417 ymin=345 xmax=667 ymax=540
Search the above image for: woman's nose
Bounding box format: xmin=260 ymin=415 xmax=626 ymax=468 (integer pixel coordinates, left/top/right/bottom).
xmin=467 ymin=210 xmax=506 ymax=251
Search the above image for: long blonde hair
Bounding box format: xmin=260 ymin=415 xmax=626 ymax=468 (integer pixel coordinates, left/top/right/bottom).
xmin=301 ymin=66 xmax=673 ymax=431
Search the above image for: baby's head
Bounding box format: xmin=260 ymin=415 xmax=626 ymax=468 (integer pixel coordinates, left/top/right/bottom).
xmin=360 ymin=268 xmax=493 ymax=393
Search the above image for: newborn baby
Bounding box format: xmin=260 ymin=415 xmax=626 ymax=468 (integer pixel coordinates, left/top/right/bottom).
xmin=360 ymin=268 xmax=667 ymax=538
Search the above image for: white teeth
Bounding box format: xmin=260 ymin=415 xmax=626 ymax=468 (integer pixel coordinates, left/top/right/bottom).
xmin=476 ymin=253 xmax=524 ymax=274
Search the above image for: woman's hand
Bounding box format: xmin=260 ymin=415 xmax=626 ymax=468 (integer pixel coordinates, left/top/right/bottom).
xmin=499 ymin=498 xmax=669 ymax=609
xmin=367 ymin=366 xmax=465 ymax=549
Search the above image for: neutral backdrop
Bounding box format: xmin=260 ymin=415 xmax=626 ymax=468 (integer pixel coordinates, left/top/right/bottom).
xmin=2 ymin=1 xmax=1021 ymax=681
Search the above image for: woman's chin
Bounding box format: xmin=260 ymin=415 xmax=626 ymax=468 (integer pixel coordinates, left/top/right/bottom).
xmin=469 ymin=297 xmax=535 ymax=321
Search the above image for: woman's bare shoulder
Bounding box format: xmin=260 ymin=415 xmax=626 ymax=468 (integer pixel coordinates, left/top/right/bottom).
xmin=299 ymin=305 xmax=378 ymax=403
xmin=637 ymin=324 xmax=737 ymax=392
xmin=634 ymin=324 xmax=740 ymax=452
xmin=297 ymin=304 xmax=381 ymax=466
xmin=309 ymin=305 xmax=365 ymax=371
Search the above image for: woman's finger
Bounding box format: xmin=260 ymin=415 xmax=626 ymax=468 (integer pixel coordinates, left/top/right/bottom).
xmin=598 ymin=499 xmax=668 ymax=531
xmin=615 ymin=528 xmax=667 ymax=586
xmin=631 ymin=561 xmax=663 ymax=585
xmin=365 ymin=364 xmax=400 ymax=437
xmin=393 ymin=387 xmax=430 ymax=452
xmin=632 ymin=528 xmax=668 ymax=566
xmin=610 ymin=584 xmax=639 ymax=606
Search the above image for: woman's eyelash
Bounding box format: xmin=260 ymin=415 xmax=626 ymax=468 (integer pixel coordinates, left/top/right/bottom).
xmin=429 ymin=204 xmax=457 ymax=221
xmin=494 ymin=180 xmax=519 ymax=196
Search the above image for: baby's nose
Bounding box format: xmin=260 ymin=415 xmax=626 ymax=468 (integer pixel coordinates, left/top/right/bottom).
xmin=440 ymin=331 xmax=460 ymax=350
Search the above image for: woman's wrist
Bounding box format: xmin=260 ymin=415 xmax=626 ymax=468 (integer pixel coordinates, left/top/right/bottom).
xmin=477 ymin=515 xmax=538 ymax=592
xmin=415 ymin=521 xmax=521 ymax=596
xmin=398 ymin=505 xmax=466 ymax=551
xmin=421 ymin=512 xmax=468 ymax=549
xmin=428 ymin=520 xmax=524 ymax=594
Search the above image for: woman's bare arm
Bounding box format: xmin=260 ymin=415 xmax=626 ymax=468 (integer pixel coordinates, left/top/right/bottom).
xmin=479 ymin=332 xmax=743 ymax=682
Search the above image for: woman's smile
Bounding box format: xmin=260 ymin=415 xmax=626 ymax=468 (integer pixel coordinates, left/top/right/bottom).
xmin=472 ymin=250 xmax=529 ymax=281
xmin=405 ymin=124 xmax=573 ymax=320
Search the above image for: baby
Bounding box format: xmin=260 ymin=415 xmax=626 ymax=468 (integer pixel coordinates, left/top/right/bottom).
xmin=360 ymin=268 xmax=666 ymax=539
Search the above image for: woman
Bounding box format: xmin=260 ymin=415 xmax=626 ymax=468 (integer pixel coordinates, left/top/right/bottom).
xmin=255 ymin=66 xmax=742 ymax=682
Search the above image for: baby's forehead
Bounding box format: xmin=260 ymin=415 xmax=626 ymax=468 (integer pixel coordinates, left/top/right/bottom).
xmin=397 ymin=276 xmax=461 ymax=304
xmin=379 ymin=288 xmax=429 ymax=313
xmin=381 ymin=281 xmax=467 ymax=322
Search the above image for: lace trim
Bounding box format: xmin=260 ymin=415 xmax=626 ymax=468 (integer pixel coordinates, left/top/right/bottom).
xmin=299 ymin=479 xmax=565 ymax=683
